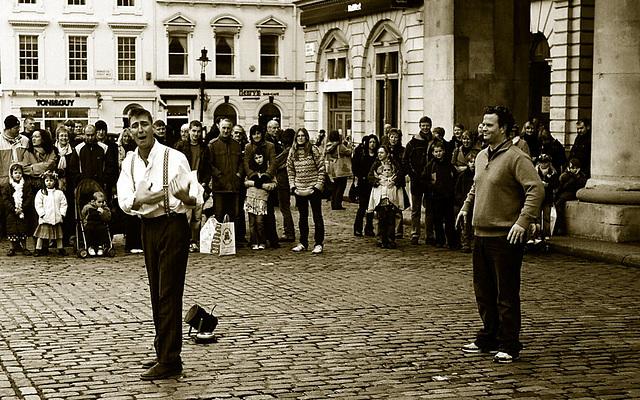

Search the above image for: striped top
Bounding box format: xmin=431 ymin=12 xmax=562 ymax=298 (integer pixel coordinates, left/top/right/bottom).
xmin=286 ymin=145 xmax=325 ymax=192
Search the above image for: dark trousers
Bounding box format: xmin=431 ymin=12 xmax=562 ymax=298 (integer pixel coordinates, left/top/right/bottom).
xmin=354 ymin=183 xmax=374 ymax=234
xmin=265 ymin=191 xmax=279 ymax=246
xmin=236 ymin=186 xmax=247 ymax=242
xmin=473 ymin=235 xmax=524 ymax=355
xmin=331 ymin=177 xmax=348 ymax=209
xmin=432 ymin=197 xmax=457 ymax=247
xmin=278 ymin=186 xmax=295 ymax=239
xmin=141 ymin=214 xmax=189 ymax=365
xmin=248 ymin=213 xmax=266 ymax=246
xmin=376 ymin=204 xmax=397 ymax=244
xmin=124 ymin=214 xmax=142 ymax=250
xmin=213 ymin=193 xmax=241 ymax=241
xmin=295 ymin=191 xmax=324 ymax=248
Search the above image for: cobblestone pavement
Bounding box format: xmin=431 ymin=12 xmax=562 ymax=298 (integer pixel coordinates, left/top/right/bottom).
xmin=0 ymin=201 xmax=639 ymax=399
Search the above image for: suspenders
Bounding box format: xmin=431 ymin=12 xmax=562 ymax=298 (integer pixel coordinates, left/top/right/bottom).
xmin=131 ymin=148 xmax=172 ymax=215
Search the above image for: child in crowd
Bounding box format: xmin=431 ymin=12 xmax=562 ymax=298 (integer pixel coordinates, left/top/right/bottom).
xmin=554 ymin=158 xmax=587 ymax=235
xmin=455 ymin=154 xmax=475 ymax=253
xmin=81 ymin=191 xmax=112 ymax=256
xmin=368 ymin=146 xmax=405 ymax=249
xmin=245 ymin=149 xmax=276 ymax=250
xmin=423 ymin=141 xmax=458 ymax=249
xmin=535 ymin=154 xmax=559 ymax=238
xmin=2 ymin=163 xmax=34 ymax=256
xmin=33 ymin=170 xmax=68 ymax=257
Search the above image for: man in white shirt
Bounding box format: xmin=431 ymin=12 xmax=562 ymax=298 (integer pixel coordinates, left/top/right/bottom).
xmin=117 ymin=108 xmax=202 ymax=380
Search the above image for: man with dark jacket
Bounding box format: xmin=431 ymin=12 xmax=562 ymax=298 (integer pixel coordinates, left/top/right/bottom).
xmin=208 ymin=118 xmax=243 ymax=242
xmin=402 ymin=116 xmax=436 ymax=245
xmin=70 ymin=124 xmax=116 ymax=190
xmin=95 ymin=120 xmax=119 ymax=199
xmin=569 ymin=118 xmax=592 ymax=178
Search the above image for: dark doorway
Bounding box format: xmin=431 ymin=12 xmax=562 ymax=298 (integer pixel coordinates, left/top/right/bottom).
xmin=529 ymin=33 xmax=551 ymax=127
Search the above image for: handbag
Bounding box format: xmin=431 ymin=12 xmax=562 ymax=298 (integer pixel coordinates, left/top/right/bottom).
xmin=348 ymin=180 xmax=359 ymax=203
xmin=329 ymin=145 xmax=353 ymax=178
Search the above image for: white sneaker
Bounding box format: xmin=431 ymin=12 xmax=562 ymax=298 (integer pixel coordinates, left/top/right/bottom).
xmin=131 ymin=249 xmax=143 ymax=254
xmin=251 ymin=244 xmax=260 ymax=250
xmin=311 ymin=245 xmax=323 ymax=254
xmin=88 ymin=247 xmax=96 ymax=256
xmin=257 ymin=244 xmax=266 ymax=250
xmin=493 ymin=351 xmax=520 ymax=363
xmin=97 ymin=247 xmax=104 ymax=256
xmin=292 ymin=243 xmax=307 ymax=252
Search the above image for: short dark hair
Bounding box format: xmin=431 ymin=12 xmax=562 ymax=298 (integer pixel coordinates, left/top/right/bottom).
xmin=281 ymin=128 xmax=295 ymax=146
xmin=419 ymin=116 xmax=432 ymax=125
xmin=484 ymin=106 xmax=515 ymax=134
xmin=128 ymin=108 xmax=153 ymax=124
xmin=577 ymin=118 xmax=591 ymax=127
xmin=189 ymin=120 xmax=202 ymax=130
xmin=569 ymin=158 xmax=581 ymax=168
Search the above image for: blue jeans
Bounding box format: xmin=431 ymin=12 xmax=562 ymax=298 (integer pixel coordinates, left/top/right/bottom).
xmin=410 ymin=191 xmax=434 ymax=240
xmin=472 ymin=235 xmax=524 ymax=355
xmin=295 ymin=191 xmax=324 ymax=248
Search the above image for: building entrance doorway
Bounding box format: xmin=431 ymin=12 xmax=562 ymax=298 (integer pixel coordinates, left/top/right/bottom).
xmin=530 ymin=33 xmax=551 ymax=126
xmin=328 ymin=92 xmax=352 ymax=139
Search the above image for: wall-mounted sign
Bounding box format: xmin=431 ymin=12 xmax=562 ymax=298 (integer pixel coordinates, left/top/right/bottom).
xmin=305 ymin=42 xmax=316 ymax=57
xmin=36 ymin=99 xmax=75 ymax=107
xmin=96 ymin=70 xmax=113 ymax=79
xmin=348 ymin=3 xmax=362 ymax=12
xmin=239 ymin=89 xmax=261 ymax=97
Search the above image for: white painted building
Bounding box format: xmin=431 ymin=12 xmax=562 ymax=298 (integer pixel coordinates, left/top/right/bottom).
xmin=0 ymin=0 xmax=305 ymax=137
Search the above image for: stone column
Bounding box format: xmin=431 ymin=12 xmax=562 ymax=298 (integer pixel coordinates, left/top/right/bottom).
xmin=568 ymin=0 xmax=640 ymax=241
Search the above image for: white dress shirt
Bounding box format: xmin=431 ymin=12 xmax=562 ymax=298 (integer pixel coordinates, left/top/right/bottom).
xmin=117 ymin=141 xmax=203 ymax=218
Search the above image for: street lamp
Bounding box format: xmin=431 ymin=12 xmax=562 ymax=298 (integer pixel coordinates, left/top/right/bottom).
xmin=197 ymin=47 xmax=210 ymax=123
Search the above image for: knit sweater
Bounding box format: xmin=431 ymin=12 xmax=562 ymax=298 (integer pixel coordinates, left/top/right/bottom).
xmin=461 ymin=141 xmax=544 ymax=237
xmin=286 ymin=145 xmax=325 ymax=192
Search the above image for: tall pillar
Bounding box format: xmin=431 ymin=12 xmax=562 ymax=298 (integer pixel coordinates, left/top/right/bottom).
xmin=424 ymin=0 xmax=529 ymax=133
xmin=568 ymin=0 xmax=640 ymax=242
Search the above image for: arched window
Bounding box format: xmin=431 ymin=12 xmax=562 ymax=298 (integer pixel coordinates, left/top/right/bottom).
xmin=214 ymin=103 xmax=237 ymax=126
xmin=258 ymin=104 xmax=281 ymax=130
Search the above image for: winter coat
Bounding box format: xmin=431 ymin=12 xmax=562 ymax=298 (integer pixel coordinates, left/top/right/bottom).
xmin=423 ymin=158 xmax=457 ymax=200
xmin=208 ymin=136 xmax=243 ymax=193
xmin=402 ymin=134 xmax=435 ymax=193
xmin=34 ymin=188 xmax=67 ymax=225
xmin=2 ymin=179 xmax=34 ymax=236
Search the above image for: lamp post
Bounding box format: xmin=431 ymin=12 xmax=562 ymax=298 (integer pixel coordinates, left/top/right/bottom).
xmin=197 ymin=47 xmax=210 ymax=123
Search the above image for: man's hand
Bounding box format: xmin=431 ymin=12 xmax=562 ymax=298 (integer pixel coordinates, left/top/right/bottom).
xmin=456 ymin=210 xmax=467 ymax=229
xmin=507 ymin=223 xmax=526 ymax=244
xmin=170 ymin=175 xmax=195 ymax=206
xmin=132 ymin=180 xmax=163 ymax=210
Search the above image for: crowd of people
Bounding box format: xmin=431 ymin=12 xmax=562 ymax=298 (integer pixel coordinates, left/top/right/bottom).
xmin=0 ymin=110 xmax=591 ymax=258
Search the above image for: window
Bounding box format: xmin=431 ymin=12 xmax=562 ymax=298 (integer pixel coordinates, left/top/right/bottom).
xmin=18 ymin=0 xmax=37 ymax=3
xmin=117 ymin=36 xmax=136 ymax=80
xmin=260 ymin=35 xmax=278 ymax=76
xmin=117 ymin=0 xmax=134 ymax=5
xmin=168 ymin=35 xmax=188 ymax=75
xmin=327 ymin=57 xmax=346 ymax=79
xmin=68 ymin=0 xmax=85 ymax=4
xmin=68 ymin=36 xmax=87 ymax=80
xmin=215 ymin=35 xmax=234 ymax=76
xmin=375 ymin=50 xmax=400 ymax=134
xmin=19 ymin=35 xmax=39 ymax=80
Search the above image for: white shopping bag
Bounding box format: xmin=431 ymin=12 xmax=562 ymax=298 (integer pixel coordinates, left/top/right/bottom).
xmin=200 ymin=215 xmax=235 ymax=256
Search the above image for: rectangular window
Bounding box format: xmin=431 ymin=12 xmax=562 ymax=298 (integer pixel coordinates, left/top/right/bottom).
xmin=69 ymin=36 xmax=87 ymax=81
xmin=68 ymin=0 xmax=85 ymax=4
xmin=117 ymin=36 xmax=136 ymax=81
xmin=215 ymin=35 xmax=234 ymax=76
xmin=328 ymin=56 xmax=346 ymax=79
xmin=260 ymin=34 xmax=278 ymax=76
xmin=168 ymin=35 xmax=188 ymax=75
xmin=19 ymin=0 xmax=37 ymax=3
xmin=376 ymin=51 xmax=398 ymax=75
xmin=19 ymin=35 xmax=39 ymax=80
xmin=117 ymin=0 xmax=134 ymax=5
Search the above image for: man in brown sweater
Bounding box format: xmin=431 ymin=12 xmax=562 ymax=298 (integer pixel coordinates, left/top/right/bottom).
xmin=457 ymin=106 xmax=543 ymax=364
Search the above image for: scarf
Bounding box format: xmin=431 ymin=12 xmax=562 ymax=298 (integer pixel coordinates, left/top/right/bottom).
xmin=9 ymin=177 xmax=25 ymax=219
xmin=2 ymin=132 xmax=21 ymax=145
xmin=56 ymin=141 xmax=72 ymax=169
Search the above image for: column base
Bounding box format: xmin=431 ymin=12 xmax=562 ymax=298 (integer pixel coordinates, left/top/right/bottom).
xmin=565 ymin=201 xmax=640 ymax=242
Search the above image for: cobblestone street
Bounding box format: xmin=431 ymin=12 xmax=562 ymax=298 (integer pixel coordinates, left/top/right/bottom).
xmin=0 ymin=202 xmax=638 ymax=399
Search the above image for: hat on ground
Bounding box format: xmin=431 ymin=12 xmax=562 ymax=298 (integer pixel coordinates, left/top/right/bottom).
xmin=4 ymin=115 xmax=20 ymax=130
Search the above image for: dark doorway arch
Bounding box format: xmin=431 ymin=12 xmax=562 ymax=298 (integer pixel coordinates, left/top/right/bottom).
xmin=529 ymin=32 xmax=551 ymax=126
xmin=214 ymin=103 xmax=237 ymax=126
xmin=258 ymin=103 xmax=281 ymax=131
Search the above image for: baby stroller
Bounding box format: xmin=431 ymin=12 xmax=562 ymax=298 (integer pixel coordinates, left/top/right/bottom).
xmin=74 ymin=179 xmax=116 ymax=258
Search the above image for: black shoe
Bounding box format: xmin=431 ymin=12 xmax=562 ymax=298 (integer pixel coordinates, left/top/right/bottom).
xmin=364 ymin=230 xmax=375 ymax=237
xmin=388 ymin=241 xmax=397 ymax=249
xmin=410 ymin=237 xmax=419 ymax=245
xmin=6 ymin=249 xmax=15 ymax=256
xmin=33 ymin=249 xmax=41 ymax=257
xmin=141 ymin=357 xmax=158 ymax=369
xmin=279 ymin=237 xmax=295 ymax=242
xmin=269 ymin=242 xmax=281 ymax=249
xmin=22 ymin=248 xmax=32 ymax=256
xmin=140 ymin=362 xmax=182 ymax=380
xmin=354 ymin=231 xmax=363 ymax=237
xmin=58 ymin=248 xmax=68 ymax=256
xmin=332 ymin=206 xmax=346 ymax=210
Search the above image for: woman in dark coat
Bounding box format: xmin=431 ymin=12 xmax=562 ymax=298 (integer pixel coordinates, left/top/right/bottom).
xmin=351 ymin=134 xmax=379 ymax=236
